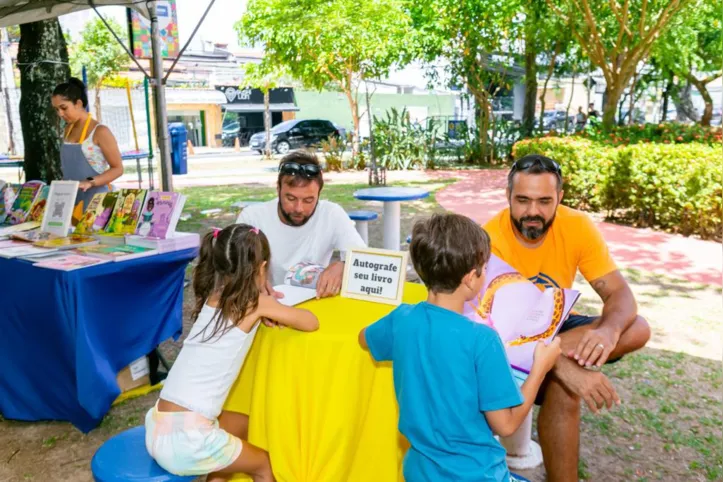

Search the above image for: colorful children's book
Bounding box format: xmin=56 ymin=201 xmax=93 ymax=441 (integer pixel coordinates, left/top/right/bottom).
xmin=463 ymin=255 xmax=580 ymax=379
xmin=8 ymin=181 xmax=45 ymax=225
xmin=27 ymin=185 xmax=50 ymax=223
xmin=41 ymin=181 xmax=79 ymax=237
xmin=76 ymin=244 xmax=157 ymax=261
xmin=94 ymin=192 xmax=118 ymax=232
xmin=33 ymin=254 xmax=110 ymax=271
xmin=136 ymin=191 xmax=186 ymax=239
xmin=1 ymin=182 xmax=18 ymax=223
xmin=105 ymin=189 xmax=147 ymax=235
xmin=33 ymin=234 xmax=99 ymax=250
xmin=272 ymin=262 xmax=326 ymax=306
xmin=74 ymin=192 xmax=108 ymax=235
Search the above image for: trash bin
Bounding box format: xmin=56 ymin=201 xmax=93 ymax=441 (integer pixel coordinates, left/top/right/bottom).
xmin=169 ymin=122 xmax=188 ymax=175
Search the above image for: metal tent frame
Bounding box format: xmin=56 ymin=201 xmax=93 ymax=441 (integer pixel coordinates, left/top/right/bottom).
xmin=0 ymin=0 xmax=216 ymax=191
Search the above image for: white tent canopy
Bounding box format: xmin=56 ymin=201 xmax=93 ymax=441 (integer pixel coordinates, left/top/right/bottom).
xmin=0 ymin=1 xmax=149 ymax=28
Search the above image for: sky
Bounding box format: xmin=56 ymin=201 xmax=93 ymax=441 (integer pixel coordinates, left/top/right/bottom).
xmin=60 ymin=0 xmax=248 ymax=51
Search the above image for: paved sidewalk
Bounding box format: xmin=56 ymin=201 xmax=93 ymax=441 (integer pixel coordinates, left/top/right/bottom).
xmin=436 ymin=170 xmax=722 ymax=286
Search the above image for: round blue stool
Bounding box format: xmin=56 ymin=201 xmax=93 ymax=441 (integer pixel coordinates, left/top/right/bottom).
xmin=91 ymin=426 xmax=195 ymax=482
xmin=510 ymin=473 xmax=532 ymax=482
xmin=348 ymin=210 xmax=378 ymax=245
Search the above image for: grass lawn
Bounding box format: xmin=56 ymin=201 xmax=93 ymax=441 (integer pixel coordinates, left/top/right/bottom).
xmin=0 ymin=178 xmax=720 ymax=482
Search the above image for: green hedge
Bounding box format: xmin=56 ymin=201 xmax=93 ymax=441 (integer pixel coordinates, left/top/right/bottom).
xmin=512 ymin=137 xmax=722 ymax=240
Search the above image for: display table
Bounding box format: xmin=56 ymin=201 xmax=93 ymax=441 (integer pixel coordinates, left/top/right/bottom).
xmin=224 ymin=283 xmax=428 ymax=482
xmin=0 ymin=248 xmax=196 ymax=432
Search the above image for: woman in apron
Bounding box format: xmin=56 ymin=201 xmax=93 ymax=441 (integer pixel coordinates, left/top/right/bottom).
xmin=51 ymin=78 xmax=123 ymax=212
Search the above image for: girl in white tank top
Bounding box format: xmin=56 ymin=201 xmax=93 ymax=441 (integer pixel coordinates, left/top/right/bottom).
xmin=145 ymin=224 xmax=319 ymax=482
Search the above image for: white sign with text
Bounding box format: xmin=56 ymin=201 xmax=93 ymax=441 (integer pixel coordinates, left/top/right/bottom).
xmin=342 ymin=248 xmax=407 ymax=305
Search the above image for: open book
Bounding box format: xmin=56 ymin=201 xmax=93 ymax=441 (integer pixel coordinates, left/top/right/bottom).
xmin=463 ymin=255 xmax=580 ymax=381
xmin=273 ymin=262 xmax=326 ymax=306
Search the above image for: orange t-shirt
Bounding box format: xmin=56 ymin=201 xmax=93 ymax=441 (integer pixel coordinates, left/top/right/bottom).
xmin=483 ymin=205 xmax=617 ymax=290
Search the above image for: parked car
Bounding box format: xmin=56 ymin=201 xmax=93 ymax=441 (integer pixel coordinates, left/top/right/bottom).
xmin=249 ymin=119 xmax=340 ymax=154
xmin=221 ymin=121 xmax=240 ymax=147
xmin=542 ymin=111 xmax=574 ymax=131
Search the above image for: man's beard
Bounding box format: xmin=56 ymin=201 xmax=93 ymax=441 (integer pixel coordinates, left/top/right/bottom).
xmin=511 ymin=213 xmax=555 ymax=241
xmin=278 ymin=201 xmax=317 ymax=227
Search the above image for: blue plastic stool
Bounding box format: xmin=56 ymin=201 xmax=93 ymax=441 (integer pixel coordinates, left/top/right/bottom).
xmin=91 ymin=426 xmax=195 ymax=482
xmin=348 ymin=210 xmax=378 ymax=245
xmin=510 ymin=473 xmax=532 ymax=482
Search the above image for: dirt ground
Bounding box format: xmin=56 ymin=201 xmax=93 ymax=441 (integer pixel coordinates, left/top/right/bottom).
xmin=1 ymin=185 xmax=720 ymax=482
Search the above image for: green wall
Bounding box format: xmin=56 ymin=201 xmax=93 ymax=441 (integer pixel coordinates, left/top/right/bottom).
xmin=294 ymin=90 xmax=457 ymax=130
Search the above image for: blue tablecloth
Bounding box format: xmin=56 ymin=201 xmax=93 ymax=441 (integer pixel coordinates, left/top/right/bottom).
xmin=0 ymin=248 xmax=197 ymax=432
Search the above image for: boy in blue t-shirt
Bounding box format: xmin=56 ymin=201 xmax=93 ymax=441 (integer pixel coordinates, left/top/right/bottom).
xmin=359 ymin=213 xmax=561 ymax=481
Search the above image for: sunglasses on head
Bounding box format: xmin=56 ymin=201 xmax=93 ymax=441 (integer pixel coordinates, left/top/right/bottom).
xmin=279 ymin=161 xmax=321 ymax=178
xmin=510 ymin=156 xmax=562 ymax=176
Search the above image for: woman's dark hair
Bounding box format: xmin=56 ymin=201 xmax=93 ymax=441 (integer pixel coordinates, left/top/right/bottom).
xmin=52 ymin=77 xmax=88 ymax=108
xmin=192 ymin=224 xmax=271 ymax=341
xmin=410 ymin=213 xmax=491 ymax=294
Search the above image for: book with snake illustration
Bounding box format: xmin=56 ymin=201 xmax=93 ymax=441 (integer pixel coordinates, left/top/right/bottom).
xmin=463 ymin=255 xmax=580 ymax=379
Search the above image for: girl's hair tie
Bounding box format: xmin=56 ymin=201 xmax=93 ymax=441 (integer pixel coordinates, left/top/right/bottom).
xmin=250 ymin=227 xmax=260 ymax=235
xmin=212 ymin=227 xmax=222 ymax=239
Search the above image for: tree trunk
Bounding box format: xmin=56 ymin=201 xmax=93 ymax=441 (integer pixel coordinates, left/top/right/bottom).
xmin=672 ymin=81 xmax=699 ymax=122
xmin=18 ymin=19 xmax=70 ymax=182
xmin=474 ymin=91 xmax=490 ymax=164
xmin=602 ymin=82 xmax=625 ymax=131
xmin=94 ymin=85 xmax=103 ymax=123
xmin=263 ymin=89 xmax=272 ymax=158
xmin=661 ymin=78 xmax=672 ymax=122
xmin=628 ymin=72 xmax=637 ymax=125
xmin=565 ymin=68 xmax=576 ymax=133
xmin=521 ymin=7 xmax=538 ymax=138
xmin=688 ymin=75 xmax=716 ymax=127
xmin=538 ymin=43 xmax=560 ymax=133
xmin=343 ymin=88 xmax=360 ymax=160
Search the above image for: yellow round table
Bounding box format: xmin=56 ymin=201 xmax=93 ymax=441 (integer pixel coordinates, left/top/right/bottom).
xmin=224 ymin=282 xmax=427 ymax=482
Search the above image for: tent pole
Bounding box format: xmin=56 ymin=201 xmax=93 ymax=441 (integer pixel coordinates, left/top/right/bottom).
xmin=148 ymin=0 xmax=173 ymax=191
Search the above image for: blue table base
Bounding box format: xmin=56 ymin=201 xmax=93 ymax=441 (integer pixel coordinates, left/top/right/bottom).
xmin=0 ymin=248 xmax=196 ymax=432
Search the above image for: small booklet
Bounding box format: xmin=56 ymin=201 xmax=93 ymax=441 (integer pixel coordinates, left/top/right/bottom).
xmin=0 ymin=221 xmax=41 ymax=238
xmin=33 ymin=234 xmax=99 ymax=250
xmin=10 ymin=230 xmax=61 ymax=243
xmin=34 ymin=254 xmax=110 ymax=271
xmin=463 ymin=255 xmax=580 ymax=380
xmin=273 ymin=262 xmax=326 ymax=306
xmin=0 ymin=245 xmax=58 ymax=259
xmin=76 ymin=244 xmax=157 ymax=262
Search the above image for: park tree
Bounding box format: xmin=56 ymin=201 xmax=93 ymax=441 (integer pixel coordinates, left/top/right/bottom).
xmin=548 ymin=0 xmax=692 ymax=131
xmin=409 ymin=0 xmax=522 ymax=161
xmin=242 ymin=63 xmax=287 ymax=158
xmin=237 ymin=0 xmax=414 ymax=159
xmin=18 ymin=19 xmax=70 ymax=182
xmin=69 ymin=18 xmax=127 ymax=123
xmin=653 ymin=0 xmax=722 ymax=126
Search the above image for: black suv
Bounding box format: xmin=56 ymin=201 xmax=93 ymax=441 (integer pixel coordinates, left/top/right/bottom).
xmin=248 ymin=119 xmax=340 ymax=154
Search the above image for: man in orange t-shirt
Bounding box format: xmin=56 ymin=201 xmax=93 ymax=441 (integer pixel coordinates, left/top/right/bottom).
xmin=484 ymin=154 xmax=650 ymax=482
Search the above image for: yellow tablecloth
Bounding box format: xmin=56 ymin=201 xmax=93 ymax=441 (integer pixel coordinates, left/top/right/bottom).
xmin=224 ymin=282 xmax=427 ymax=482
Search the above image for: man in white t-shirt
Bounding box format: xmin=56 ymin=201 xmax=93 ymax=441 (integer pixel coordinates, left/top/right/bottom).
xmin=237 ymin=151 xmax=366 ymax=298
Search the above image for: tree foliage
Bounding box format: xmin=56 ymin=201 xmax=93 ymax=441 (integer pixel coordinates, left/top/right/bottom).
xmin=69 ymin=18 xmax=127 ymax=122
xmin=409 ymin=0 xmax=523 ymax=161
xmin=653 ymin=0 xmax=722 ymax=125
xmin=548 ymin=0 xmax=692 ymax=131
xmin=238 ymin=0 xmax=414 ymax=158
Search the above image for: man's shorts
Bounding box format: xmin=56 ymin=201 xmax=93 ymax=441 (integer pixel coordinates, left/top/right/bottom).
xmin=534 ymin=314 xmax=621 ymax=406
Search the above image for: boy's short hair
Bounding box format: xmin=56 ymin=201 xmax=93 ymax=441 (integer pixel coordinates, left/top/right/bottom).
xmin=410 ymin=213 xmax=491 ymax=294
